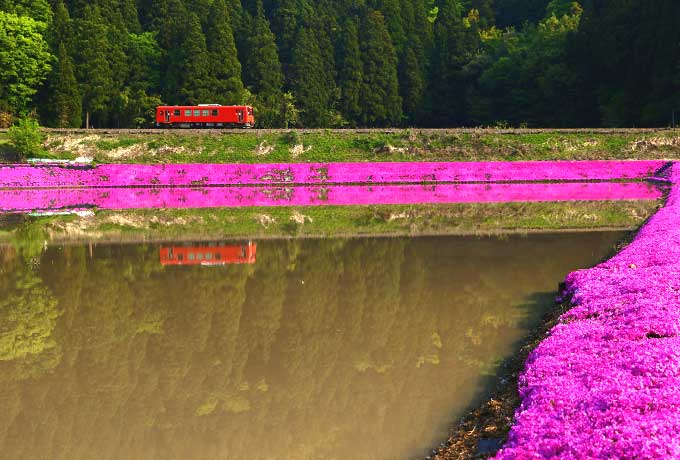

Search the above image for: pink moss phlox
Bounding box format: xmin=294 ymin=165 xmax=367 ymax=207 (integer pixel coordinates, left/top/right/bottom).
xmin=494 ymin=165 xmax=680 ymax=460
xmin=0 ymin=160 xmax=668 ymax=188
xmin=0 ymin=182 xmax=662 ymax=213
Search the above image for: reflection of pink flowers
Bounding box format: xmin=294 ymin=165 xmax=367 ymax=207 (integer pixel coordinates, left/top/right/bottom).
xmin=0 ymin=160 xmax=667 ymax=188
xmin=0 ymin=182 xmax=662 ymax=212
xmin=494 ymin=165 xmax=680 ymax=460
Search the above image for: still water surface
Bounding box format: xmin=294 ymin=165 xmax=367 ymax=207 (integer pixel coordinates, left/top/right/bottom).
xmin=0 ymin=233 xmax=623 ymax=460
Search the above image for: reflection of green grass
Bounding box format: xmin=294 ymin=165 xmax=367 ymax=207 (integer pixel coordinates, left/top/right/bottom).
xmin=38 ymin=130 xmax=680 ymax=164
xmin=9 ymin=217 xmax=50 ymax=258
xmin=0 ymin=201 xmax=660 ymax=244
xmin=98 ymin=223 xmax=139 ymax=233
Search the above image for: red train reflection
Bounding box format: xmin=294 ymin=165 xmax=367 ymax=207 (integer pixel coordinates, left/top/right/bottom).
xmin=160 ymin=241 xmax=256 ymax=266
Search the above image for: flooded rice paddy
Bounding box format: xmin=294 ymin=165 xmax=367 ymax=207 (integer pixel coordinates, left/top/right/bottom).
xmin=0 ymin=232 xmax=625 ymax=460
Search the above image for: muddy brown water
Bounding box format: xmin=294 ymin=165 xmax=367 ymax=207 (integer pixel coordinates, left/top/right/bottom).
xmin=0 ymin=233 xmax=624 ymax=460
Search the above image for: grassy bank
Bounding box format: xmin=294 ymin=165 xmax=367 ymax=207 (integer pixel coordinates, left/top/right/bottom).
xmin=0 ymin=201 xmax=660 ymax=246
xmin=2 ymin=129 xmax=677 ymax=164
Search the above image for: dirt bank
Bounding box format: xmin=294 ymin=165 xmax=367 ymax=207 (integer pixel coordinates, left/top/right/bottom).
xmin=3 ymin=128 xmax=679 ymax=164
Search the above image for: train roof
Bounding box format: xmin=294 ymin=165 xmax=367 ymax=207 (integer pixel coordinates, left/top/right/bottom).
xmin=157 ymin=104 xmax=253 ymax=108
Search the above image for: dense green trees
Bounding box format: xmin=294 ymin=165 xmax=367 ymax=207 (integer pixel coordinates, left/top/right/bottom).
xmin=41 ymin=1 xmax=81 ymax=127
xmin=289 ymin=27 xmax=334 ymax=126
xmin=1 ymin=0 xmax=678 ymax=127
xmin=575 ymin=0 xmax=680 ymax=127
xmin=0 ymin=11 xmax=52 ymax=114
xmin=359 ymin=11 xmax=402 ymax=126
xmin=337 ymin=18 xmax=363 ymax=126
xmin=206 ymin=0 xmax=245 ymax=105
xmin=0 ymin=0 xmax=52 ymax=24
xmin=494 ymin=0 xmax=550 ymax=27
xmin=74 ymin=5 xmax=114 ymax=127
xmin=467 ymin=7 xmax=583 ymax=126
xmin=176 ymin=13 xmax=213 ymax=104
xmin=45 ymin=43 xmax=81 ymax=127
xmin=243 ymin=4 xmax=284 ymax=126
xmin=426 ymin=0 xmax=478 ymax=126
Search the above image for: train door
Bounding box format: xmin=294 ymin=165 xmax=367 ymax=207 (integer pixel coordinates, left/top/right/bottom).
xmin=165 ymin=110 xmax=170 ymax=123
xmin=237 ymin=109 xmax=244 ymax=123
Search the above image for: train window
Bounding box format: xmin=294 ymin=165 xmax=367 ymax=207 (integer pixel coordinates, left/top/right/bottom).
xmin=202 ymin=110 xmax=209 ymax=116
xmin=185 ymin=109 xmax=192 ymax=116
xmin=194 ymin=109 xmax=200 ymax=116
xmin=174 ymin=109 xmax=180 ymax=116
xmin=188 ymin=253 xmax=195 ymax=260
xmin=212 ymin=109 xmax=218 ymax=116
xmin=205 ymin=253 xmax=212 ymax=260
xmin=196 ymin=253 xmax=203 ymax=260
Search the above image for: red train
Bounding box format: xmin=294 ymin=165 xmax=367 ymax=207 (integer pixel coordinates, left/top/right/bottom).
xmin=159 ymin=241 xmax=257 ymax=266
xmin=155 ymin=104 xmax=255 ymax=128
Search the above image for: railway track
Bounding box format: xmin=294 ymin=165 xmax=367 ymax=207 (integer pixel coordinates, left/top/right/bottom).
xmin=0 ymin=127 xmax=674 ymax=135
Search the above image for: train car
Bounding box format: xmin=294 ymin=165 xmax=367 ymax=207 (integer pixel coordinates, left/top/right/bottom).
xmin=155 ymin=104 xmax=255 ymax=128
xmin=160 ymin=241 xmax=257 ymax=266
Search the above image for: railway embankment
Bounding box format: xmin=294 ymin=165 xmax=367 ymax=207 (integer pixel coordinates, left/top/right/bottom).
xmin=3 ymin=128 xmax=680 ymax=164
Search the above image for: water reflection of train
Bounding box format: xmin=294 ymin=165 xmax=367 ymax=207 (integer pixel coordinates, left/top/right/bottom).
xmin=160 ymin=241 xmax=257 ymax=266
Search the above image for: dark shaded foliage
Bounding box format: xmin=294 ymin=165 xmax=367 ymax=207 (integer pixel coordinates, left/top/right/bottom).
xmin=0 ymin=0 xmax=677 ymax=127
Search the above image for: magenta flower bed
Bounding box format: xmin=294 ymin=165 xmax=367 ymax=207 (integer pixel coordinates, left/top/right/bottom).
xmin=494 ymin=164 xmax=680 ymax=459
xmin=0 ymin=181 xmax=661 ymax=213
xmin=0 ymin=160 xmax=667 ymax=188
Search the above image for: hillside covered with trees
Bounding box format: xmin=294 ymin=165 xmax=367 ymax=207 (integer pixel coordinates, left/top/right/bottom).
xmin=1 ymin=0 xmax=678 ymax=128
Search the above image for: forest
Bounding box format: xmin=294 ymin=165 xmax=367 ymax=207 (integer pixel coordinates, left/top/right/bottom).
xmin=0 ymin=0 xmax=678 ymax=128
